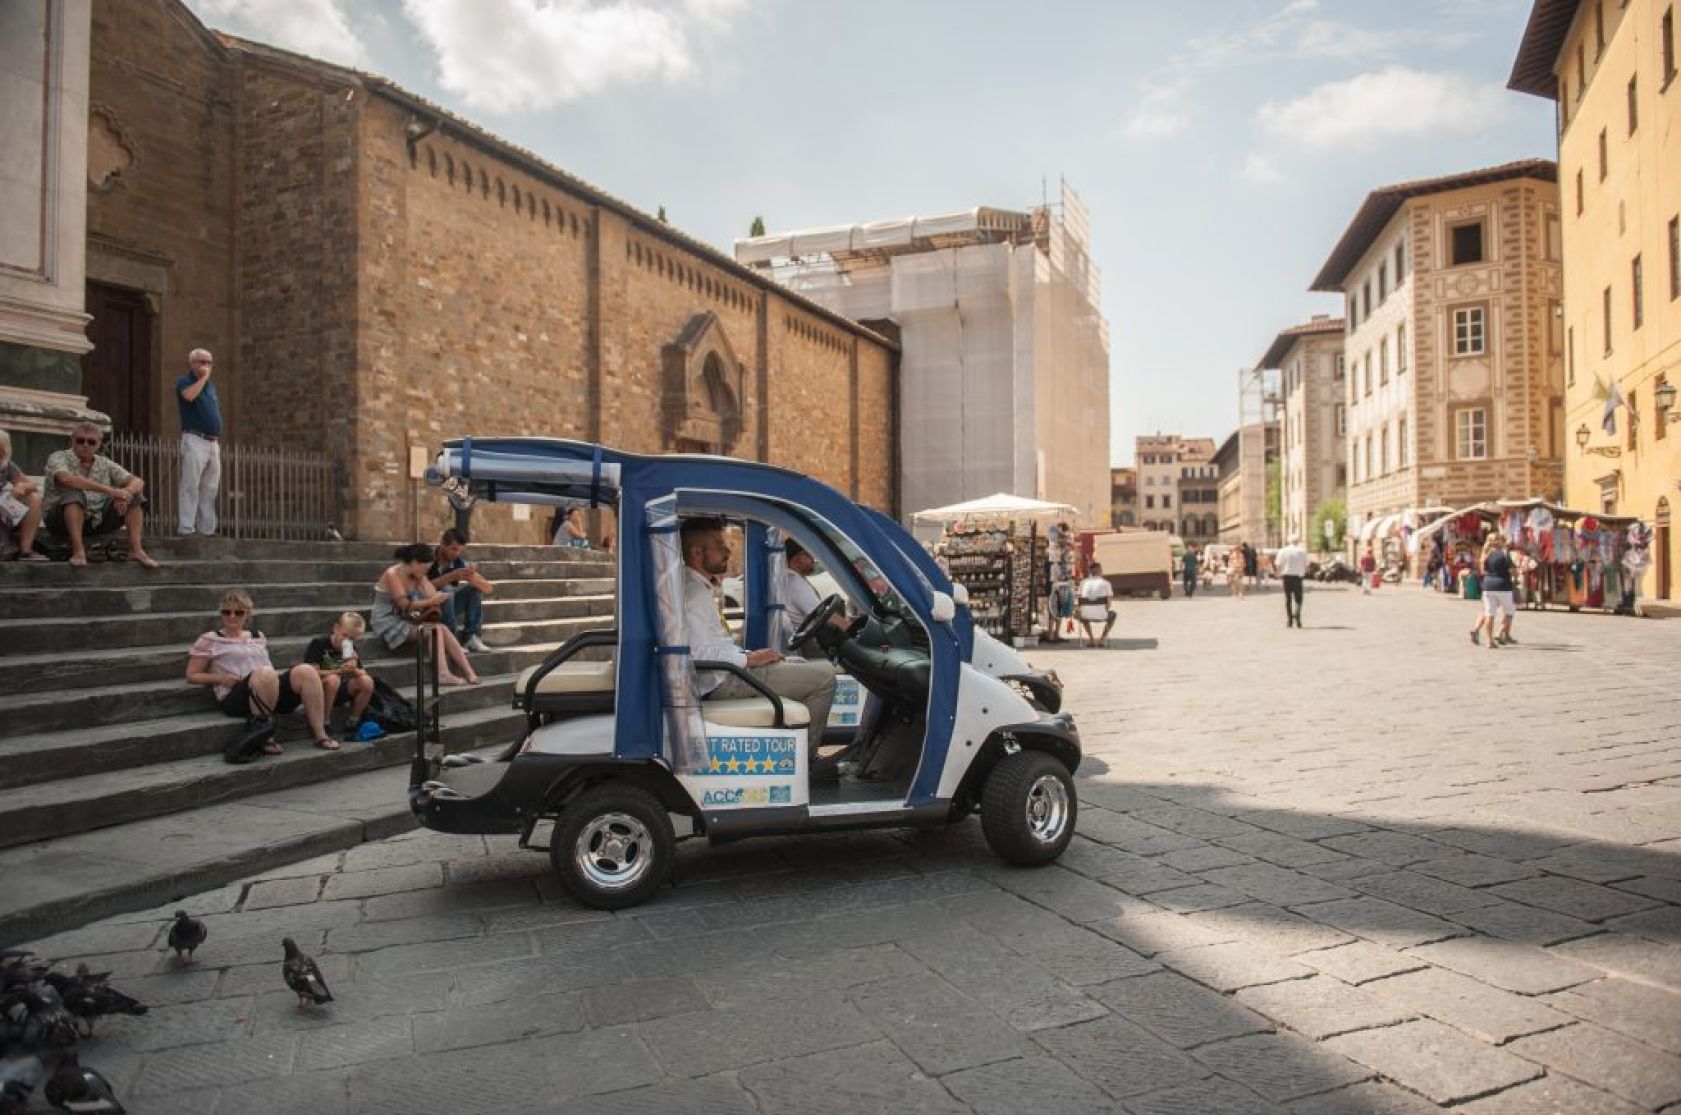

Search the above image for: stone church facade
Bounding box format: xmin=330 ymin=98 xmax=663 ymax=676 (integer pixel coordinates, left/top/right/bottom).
xmin=80 ymin=0 xmax=897 ymax=541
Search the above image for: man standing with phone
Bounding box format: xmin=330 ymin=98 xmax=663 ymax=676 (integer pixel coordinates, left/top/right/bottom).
xmin=176 ymin=348 xmax=222 ymax=537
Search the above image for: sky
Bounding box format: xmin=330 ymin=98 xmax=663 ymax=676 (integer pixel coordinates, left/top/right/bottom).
xmin=186 ymin=0 xmax=1559 ymax=466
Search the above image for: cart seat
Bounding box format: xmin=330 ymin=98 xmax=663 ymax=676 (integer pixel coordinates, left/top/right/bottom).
xmin=702 ymin=697 xmax=811 ymax=729
xmin=515 ymin=660 xmax=615 ymax=695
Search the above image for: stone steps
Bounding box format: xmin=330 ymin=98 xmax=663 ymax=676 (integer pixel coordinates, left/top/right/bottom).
xmin=0 ymin=537 xmax=619 ymax=944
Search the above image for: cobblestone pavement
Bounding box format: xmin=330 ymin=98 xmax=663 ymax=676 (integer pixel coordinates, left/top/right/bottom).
xmin=18 ymin=583 xmax=1681 ymax=1113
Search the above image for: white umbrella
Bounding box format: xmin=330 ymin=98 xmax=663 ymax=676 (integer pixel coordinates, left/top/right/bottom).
xmin=911 ymin=492 xmax=1078 ymax=525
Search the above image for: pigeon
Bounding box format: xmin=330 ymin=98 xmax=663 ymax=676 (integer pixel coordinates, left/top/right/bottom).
xmin=325 ymin=525 xmax=345 ymax=542
xmin=44 ymin=1052 xmax=124 ymax=1114
xmin=281 ymin=938 xmax=332 ymax=1009
xmin=46 ymin=967 xmax=146 ymax=1038
xmin=167 ymin=911 xmax=208 ymax=967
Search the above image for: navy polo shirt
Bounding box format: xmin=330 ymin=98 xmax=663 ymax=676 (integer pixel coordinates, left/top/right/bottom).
xmin=176 ymin=373 xmax=223 ymax=438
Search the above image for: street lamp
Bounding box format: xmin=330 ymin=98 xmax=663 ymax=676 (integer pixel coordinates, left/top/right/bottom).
xmin=1575 ymin=423 xmax=1590 ymax=449
xmin=1576 ymin=422 xmax=1622 ymax=458
xmin=1657 ymin=380 xmax=1677 ymax=423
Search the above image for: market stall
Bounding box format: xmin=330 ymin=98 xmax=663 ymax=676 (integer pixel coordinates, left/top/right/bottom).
xmin=913 ymin=493 xmax=1076 ymax=644
xmin=1412 ymin=500 xmax=1650 ymax=613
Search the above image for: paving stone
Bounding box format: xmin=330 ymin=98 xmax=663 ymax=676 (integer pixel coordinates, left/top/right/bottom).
xmin=1450 ymin=899 xmax=1602 ymax=946
xmin=359 ymin=878 xmax=539 ymax=922
xmin=110 ymin=965 xmax=222 ymax=1007
xmin=441 ymin=851 xmax=551 ymax=886
xmin=581 ymin=976 xmax=708 ymax=1025
xmin=26 ymin=916 xmax=164 ymax=959
xmin=1320 ymin=831 xmax=1453 ymax=866
xmin=1233 ymin=809 xmax=1371 ymax=841
xmin=354 ymin=930 xmax=532 ymax=977
xmin=756 ymin=901 xmax=950 ymax=959
xmin=1288 ymin=1080 xmax=1445 ymax=1115
xmin=1147 ymin=883 xmax=1252 ymax=913
xmin=1124 ymin=1074 xmax=1282 ymax=1114
xmin=1199 ymin=863 xmax=1357 ymax=908
xmin=538 ymin=1026 xmax=666 ymax=1103
xmin=532 ymin=917 xmax=651 ymax=955
xmin=1235 ymin=974 xmax=1414 ymax=1040
xmin=1058 ymin=844 xmax=1203 ymax=894
xmin=1324 ymin=1019 xmax=1542 ymax=1105
xmin=1030 ymin=1013 xmax=1210 ymax=1099
xmin=900 ymin=927 xmax=1106 ymax=1032
xmin=980 ymin=864 xmax=1149 ymax=922
xmin=1191 ymin=1032 xmax=1370 ymax=1102
xmin=241 ymin=876 xmax=323 ymax=911
xmin=96 ymin=994 xmax=253 ymax=1053
xmin=1369 ymin=966 xmax=1573 ymax=1045
xmin=1348 ymin=869 xmax=1506 ymax=916
xmin=1428 ymin=827 xmax=1573 ymax=862
xmin=1454 ymin=1074 xmax=1651 ymax=1115
xmin=1611 ymin=874 xmax=1681 ymax=904
xmin=736 ymin=1039 xmax=968 ymax=1115
xmin=1091 ymin=970 xmax=1271 ymax=1048
xmin=1299 ymin=858 xmax=1395 ymax=883
xmin=1544 ymin=976 xmax=1681 ymax=1055
xmin=1606 ymin=903 xmax=1681 ymax=943
xmin=1297 ymin=941 xmax=1428 ymax=985
xmin=344 ymin=1036 xmax=552 ymax=1114
xmin=1130 ymin=803 xmax=1265 ymax=839
xmin=449 ymin=949 xmax=630 ymax=1006
xmin=413 ymin=990 xmax=587 ymax=1052
xmin=134 ymin=1032 xmax=299 ymax=1095
xmin=1219 ymin=831 xmax=1354 ymax=868
xmin=216 ymin=949 xmax=349 ymax=999
xmin=1405 ymin=935 xmax=1600 ymax=995
xmin=1183 ymin=902 xmax=1356 ymax=956
xmin=248 ymin=852 xmax=344 ymax=882
xmin=1506 ymin=1022 xmax=1681 ymax=1110
xmin=1410 ymin=853 xmax=1540 ymax=888
xmin=1292 ymin=895 xmax=1463 ymax=949
xmin=553 ymin=1075 xmax=762 ymax=1115
xmin=1155 ymin=843 xmax=1258 ymax=872
xmin=1550 ymin=932 xmax=1681 ymax=992
xmin=943 ymin=1053 xmax=1117 ymax=1115
xmin=1075 ymin=810 xmax=1207 ymax=855
xmin=1523 ymin=844 xmax=1671 ymax=884
xmin=320 ymin=913 xmax=482 ymax=955
xmin=294 ymin=1013 xmax=413 ymax=1070
xmin=248 ymin=971 xmax=452 ymax=1034
xmin=696 ymin=942 xmax=926 ymax=1009
xmin=1487 ymin=876 xmax=1658 ymax=923
xmin=339 ymin=832 xmax=483 ymax=872
xmin=478 ymin=904 xmax=613 ymax=935
xmin=994 ymin=922 xmax=1160 ymax=986
xmin=206 ymin=1070 xmax=353 ymax=1115
xmin=848 ymin=973 xmax=1028 ymax=1074
xmin=319 ymin=862 xmax=443 ymax=901
xmin=937 ymin=888 xmax=1074 ymax=938
xmin=1157 ymin=941 xmax=1314 ymax=991
xmin=1090 ymin=909 xmax=1238 ymax=957
xmin=640 ymin=989 xmax=878 ymax=1076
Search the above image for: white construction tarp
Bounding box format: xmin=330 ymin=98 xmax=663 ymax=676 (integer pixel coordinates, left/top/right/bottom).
xmin=735 ymin=208 xmax=1020 ymax=265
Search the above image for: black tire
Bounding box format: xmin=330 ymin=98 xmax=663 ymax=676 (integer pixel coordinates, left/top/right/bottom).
xmin=980 ymin=751 xmax=1077 ymax=866
xmin=549 ymin=783 xmax=675 ymax=910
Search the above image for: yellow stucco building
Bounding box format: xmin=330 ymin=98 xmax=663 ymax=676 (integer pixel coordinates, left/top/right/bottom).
xmin=1512 ymin=0 xmax=1681 ymax=603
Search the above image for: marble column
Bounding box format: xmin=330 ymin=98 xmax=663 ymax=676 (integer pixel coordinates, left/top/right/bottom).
xmin=0 ymin=0 xmax=101 ymax=468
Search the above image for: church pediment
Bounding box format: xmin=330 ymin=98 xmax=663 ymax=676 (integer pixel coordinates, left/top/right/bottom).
xmin=660 ymin=312 xmax=745 ymax=453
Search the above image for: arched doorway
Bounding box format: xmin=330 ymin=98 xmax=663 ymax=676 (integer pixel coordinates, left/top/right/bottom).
xmin=1658 ymin=497 xmax=1672 ymax=601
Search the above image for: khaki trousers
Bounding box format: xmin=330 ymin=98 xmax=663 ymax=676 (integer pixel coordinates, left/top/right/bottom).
xmin=708 ymin=658 xmax=836 ymax=752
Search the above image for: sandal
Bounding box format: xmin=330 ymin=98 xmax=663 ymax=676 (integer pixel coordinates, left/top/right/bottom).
xmin=262 ymin=741 xmax=285 ymax=755
xmin=15 ymin=551 xmax=49 ymax=563
xmin=314 ymin=737 xmax=341 ymax=751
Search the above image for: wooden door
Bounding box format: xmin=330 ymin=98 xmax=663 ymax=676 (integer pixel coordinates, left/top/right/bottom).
xmin=81 ymin=283 xmax=154 ymax=435
xmin=1659 ymin=498 xmax=1672 ymax=601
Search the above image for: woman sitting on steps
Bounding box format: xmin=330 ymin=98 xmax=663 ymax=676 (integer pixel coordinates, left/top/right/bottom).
xmin=370 ymin=542 xmax=480 ymax=686
xmin=185 ymin=589 xmax=340 ymax=752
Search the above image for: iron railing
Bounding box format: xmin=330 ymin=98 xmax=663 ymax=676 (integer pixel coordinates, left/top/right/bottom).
xmin=103 ymin=432 xmax=343 ymax=541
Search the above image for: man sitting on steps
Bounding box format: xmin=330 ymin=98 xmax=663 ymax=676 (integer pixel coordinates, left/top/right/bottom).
xmin=679 ymin=517 xmax=834 ymax=765
xmin=43 ymin=422 xmax=158 ymax=569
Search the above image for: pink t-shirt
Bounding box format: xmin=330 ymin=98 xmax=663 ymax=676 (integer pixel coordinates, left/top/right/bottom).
xmin=188 ymin=630 xmax=273 ymax=700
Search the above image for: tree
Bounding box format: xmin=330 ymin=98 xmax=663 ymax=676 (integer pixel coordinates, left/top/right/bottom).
xmin=1310 ymin=497 xmax=1346 ymax=553
xmin=656 ymin=205 xmax=668 ymax=223
xmin=749 ymin=215 xmax=765 ymax=237
xmin=1264 ymin=458 xmax=1282 ymax=542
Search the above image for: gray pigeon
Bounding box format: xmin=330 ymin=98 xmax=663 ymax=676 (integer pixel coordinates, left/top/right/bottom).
xmin=167 ymin=911 xmax=207 ymax=967
xmin=281 ymin=938 xmax=332 ymax=1009
xmin=44 ymin=1051 xmax=124 ymax=1113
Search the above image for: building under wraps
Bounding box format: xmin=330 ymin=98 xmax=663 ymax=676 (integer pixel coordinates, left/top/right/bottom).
xmin=736 ymin=184 xmax=1111 ymax=526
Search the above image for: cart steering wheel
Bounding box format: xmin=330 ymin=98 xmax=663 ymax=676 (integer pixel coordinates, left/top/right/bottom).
xmin=787 ymin=593 xmax=846 ymax=652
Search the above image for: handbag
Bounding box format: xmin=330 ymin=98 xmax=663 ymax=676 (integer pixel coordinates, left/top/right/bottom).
xmin=367 ymin=677 xmax=418 ymax=733
xmin=405 ymin=603 xmax=443 ymax=624
xmin=224 ymin=691 xmax=276 ymax=764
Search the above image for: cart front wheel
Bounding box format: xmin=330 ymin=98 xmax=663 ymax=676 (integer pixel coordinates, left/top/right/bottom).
xmin=551 ymin=783 xmax=675 ymax=909
xmin=981 ymin=751 xmax=1077 ymax=866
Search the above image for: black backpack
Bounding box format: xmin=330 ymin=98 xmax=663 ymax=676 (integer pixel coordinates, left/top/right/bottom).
xmin=366 ymin=677 xmax=418 ymax=733
xmin=223 ymin=690 xmax=277 ymax=764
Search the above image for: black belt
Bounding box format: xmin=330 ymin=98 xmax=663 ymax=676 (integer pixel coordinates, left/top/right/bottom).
xmin=184 ymin=431 xmax=220 ymax=441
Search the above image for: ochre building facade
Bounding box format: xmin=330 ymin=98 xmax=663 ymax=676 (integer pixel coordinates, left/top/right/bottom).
xmin=82 ymin=0 xmax=897 ymax=542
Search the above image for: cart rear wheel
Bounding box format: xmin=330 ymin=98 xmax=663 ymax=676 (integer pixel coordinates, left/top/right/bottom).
xmin=550 ymin=783 xmax=674 ymax=910
xmin=980 ymin=751 xmax=1076 ymax=866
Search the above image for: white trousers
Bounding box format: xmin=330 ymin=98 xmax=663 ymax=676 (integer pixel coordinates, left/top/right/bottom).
xmin=178 ymin=433 xmax=221 ymax=534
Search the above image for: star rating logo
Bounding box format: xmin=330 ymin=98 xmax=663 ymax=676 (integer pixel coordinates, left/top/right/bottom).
xmin=707 ymin=757 xmax=723 ymax=774
xmin=724 ymin=756 xmax=742 ymax=774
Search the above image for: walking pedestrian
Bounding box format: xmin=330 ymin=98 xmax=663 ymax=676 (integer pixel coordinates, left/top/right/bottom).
xmin=1359 ymin=544 xmax=1378 ymax=594
xmin=176 ymin=348 xmax=222 ymax=537
xmin=1180 ymin=545 xmax=1200 ymax=598
xmin=1226 ymin=551 xmax=1246 ymax=599
xmin=1470 ymin=533 xmax=1516 ymax=648
xmin=1241 ymin=541 xmax=1258 ymax=589
xmin=1276 ymin=537 xmax=1308 ymax=628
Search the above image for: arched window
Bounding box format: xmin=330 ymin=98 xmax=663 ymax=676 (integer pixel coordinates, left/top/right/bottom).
xmin=496 ymin=178 xmax=506 ymax=206
xmin=542 ymin=199 xmax=550 ymax=225
xmin=479 ymin=170 xmax=489 ymax=196
xmin=444 ymin=153 xmax=454 ymax=185
xmin=426 ymin=147 xmax=436 ymax=176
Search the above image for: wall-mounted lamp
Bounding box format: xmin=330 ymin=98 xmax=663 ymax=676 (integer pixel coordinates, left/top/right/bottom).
xmin=1576 ymin=423 xmax=1622 ymax=458
xmin=1656 ymin=380 xmax=1677 ymax=424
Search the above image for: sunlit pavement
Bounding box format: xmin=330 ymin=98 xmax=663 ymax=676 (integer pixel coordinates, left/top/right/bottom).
xmin=20 ymin=582 xmax=1681 ymax=1113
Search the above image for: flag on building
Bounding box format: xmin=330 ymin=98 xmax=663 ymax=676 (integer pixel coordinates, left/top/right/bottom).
xmin=1602 ymin=380 xmax=1626 ymax=436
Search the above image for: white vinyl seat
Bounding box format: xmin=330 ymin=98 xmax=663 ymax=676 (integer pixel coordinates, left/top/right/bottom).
xmin=514 ymin=660 xmax=615 ymax=695
xmin=702 ymin=697 xmax=811 ymax=729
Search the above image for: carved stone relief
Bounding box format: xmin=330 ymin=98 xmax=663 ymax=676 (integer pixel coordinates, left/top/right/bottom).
xmin=660 ymin=311 xmax=745 ymax=454
xmin=87 ymin=106 xmax=136 ymax=193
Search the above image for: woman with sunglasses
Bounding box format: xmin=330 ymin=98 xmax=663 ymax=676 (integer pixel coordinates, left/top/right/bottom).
xmin=185 ymin=589 xmax=340 ymax=752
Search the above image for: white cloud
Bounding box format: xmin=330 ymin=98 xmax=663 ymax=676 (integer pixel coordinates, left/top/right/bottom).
xmin=1257 ymin=66 xmax=1507 ymax=147
xmin=1124 ymin=81 xmax=1190 ymax=139
xmin=400 ymin=0 xmax=751 ymax=115
xmin=1240 ymin=153 xmax=1283 ymax=184
xmin=192 ymin=0 xmax=369 ymax=66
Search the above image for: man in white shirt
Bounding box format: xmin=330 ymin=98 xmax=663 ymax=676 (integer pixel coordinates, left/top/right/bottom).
xmin=680 ymin=518 xmax=835 ymax=757
xmin=1275 ymin=538 xmax=1309 ymax=628
xmin=780 ymin=538 xmax=824 ymax=633
xmin=1077 ymin=562 xmax=1116 ymax=648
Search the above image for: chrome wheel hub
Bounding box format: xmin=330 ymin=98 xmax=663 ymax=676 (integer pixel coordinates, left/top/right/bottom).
xmin=574 ymin=812 xmax=652 ymax=891
xmin=1025 ymin=774 xmax=1070 ymax=844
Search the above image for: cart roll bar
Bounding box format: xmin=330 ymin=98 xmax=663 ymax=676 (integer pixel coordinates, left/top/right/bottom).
xmin=693 ymin=659 xmax=792 ymax=729
xmin=517 ymin=628 xmax=619 ymax=709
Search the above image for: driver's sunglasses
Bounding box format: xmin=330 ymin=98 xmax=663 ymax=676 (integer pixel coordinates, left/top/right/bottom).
xmin=220 ymin=608 xmax=248 ymax=617
xmin=73 ymin=437 xmax=101 ymax=447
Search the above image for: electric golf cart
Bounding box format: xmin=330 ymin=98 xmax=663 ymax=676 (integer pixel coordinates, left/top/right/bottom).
xmin=409 ymin=438 xmax=1081 ymax=909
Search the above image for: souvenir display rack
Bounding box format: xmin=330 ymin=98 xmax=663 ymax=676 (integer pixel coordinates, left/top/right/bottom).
xmin=1421 ymin=501 xmax=1648 ymax=614
xmin=935 ymin=519 xmax=1047 ymax=642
